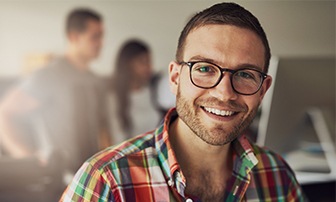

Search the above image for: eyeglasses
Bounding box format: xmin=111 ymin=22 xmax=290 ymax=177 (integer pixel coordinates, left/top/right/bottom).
xmin=180 ymin=61 xmax=268 ymax=95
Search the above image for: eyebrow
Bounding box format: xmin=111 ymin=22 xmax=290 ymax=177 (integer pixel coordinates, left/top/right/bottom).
xmin=188 ymin=55 xmax=264 ymax=72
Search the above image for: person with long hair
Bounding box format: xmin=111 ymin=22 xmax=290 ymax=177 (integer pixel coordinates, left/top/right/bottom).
xmin=110 ymin=39 xmax=162 ymax=143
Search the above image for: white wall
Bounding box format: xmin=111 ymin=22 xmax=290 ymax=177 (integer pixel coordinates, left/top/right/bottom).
xmin=0 ymin=0 xmax=334 ymax=77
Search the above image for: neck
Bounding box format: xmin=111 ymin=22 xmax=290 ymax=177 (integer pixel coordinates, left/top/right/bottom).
xmin=65 ymin=49 xmax=91 ymax=71
xmin=130 ymin=78 xmax=148 ymax=92
xmin=169 ymin=118 xmax=233 ymax=173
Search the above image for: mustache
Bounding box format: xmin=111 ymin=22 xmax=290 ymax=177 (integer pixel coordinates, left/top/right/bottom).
xmin=195 ymin=98 xmax=247 ymax=111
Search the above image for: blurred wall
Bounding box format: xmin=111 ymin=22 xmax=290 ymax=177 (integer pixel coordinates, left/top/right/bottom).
xmin=0 ymin=0 xmax=335 ymax=77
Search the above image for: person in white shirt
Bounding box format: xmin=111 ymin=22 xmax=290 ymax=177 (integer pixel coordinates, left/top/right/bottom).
xmin=109 ymin=39 xmax=172 ymax=143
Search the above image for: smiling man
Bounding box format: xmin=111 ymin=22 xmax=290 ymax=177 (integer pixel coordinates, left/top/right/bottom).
xmin=61 ymin=2 xmax=305 ymax=202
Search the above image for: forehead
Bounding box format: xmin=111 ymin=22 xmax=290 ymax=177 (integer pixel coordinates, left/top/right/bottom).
xmin=183 ymin=24 xmax=265 ymax=69
xmin=83 ymin=20 xmax=103 ymax=33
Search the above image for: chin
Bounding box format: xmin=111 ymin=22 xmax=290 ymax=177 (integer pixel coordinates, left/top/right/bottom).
xmin=203 ymin=127 xmax=241 ymax=146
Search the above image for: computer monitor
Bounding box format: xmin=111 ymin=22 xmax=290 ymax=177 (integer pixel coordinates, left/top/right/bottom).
xmin=257 ymin=57 xmax=335 ymax=183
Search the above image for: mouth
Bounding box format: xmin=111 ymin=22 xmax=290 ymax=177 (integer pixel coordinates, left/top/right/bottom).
xmin=202 ymin=106 xmax=238 ymax=117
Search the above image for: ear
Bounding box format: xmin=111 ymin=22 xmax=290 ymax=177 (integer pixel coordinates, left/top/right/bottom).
xmin=168 ymin=61 xmax=181 ymax=95
xmin=259 ymin=75 xmax=272 ymax=101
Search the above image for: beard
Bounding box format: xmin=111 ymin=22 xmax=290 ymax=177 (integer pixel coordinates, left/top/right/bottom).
xmin=175 ymin=87 xmax=258 ymax=146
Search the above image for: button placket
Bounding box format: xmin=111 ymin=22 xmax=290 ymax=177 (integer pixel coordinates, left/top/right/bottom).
xmin=168 ymin=178 xmax=174 ymax=187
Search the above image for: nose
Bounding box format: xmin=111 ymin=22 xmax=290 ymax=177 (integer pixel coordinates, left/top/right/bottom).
xmin=209 ymin=73 xmax=238 ymax=101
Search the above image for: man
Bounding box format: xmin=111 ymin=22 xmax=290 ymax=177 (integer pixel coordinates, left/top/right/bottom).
xmin=0 ymin=8 xmax=110 ymax=174
xmin=61 ymin=3 xmax=305 ymax=201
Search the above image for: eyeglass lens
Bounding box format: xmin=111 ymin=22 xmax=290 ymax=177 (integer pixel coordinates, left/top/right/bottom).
xmin=190 ymin=62 xmax=264 ymax=95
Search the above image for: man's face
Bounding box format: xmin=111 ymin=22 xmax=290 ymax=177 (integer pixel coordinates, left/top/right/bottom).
xmin=169 ymin=24 xmax=272 ymax=146
xmin=72 ymin=20 xmax=104 ymax=60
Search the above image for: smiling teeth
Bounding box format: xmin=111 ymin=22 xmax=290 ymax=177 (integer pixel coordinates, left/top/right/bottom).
xmin=204 ymin=107 xmax=234 ymax=116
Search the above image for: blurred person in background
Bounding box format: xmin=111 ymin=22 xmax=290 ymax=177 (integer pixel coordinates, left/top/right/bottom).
xmin=110 ymin=39 xmax=173 ymax=143
xmin=0 ymin=8 xmax=110 ymax=181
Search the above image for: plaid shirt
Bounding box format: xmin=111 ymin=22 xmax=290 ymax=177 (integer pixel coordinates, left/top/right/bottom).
xmin=61 ymin=108 xmax=306 ymax=202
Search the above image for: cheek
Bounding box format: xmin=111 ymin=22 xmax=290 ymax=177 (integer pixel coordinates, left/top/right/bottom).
xmin=134 ymin=64 xmax=150 ymax=76
xmin=80 ymin=39 xmax=94 ymax=53
xmin=179 ymin=75 xmax=204 ymax=103
xmin=244 ymin=96 xmax=261 ymax=113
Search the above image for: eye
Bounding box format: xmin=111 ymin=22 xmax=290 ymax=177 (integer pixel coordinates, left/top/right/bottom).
xmin=235 ymin=70 xmax=255 ymax=80
xmin=193 ymin=63 xmax=217 ymax=74
xmin=198 ymin=66 xmax=211 ymax=72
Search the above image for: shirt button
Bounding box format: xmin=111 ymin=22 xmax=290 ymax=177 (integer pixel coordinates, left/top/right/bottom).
xmin=167 ymin=179 xmax=174 ymax=187
xmin=186 ymin=199 xmax=193 ymax=202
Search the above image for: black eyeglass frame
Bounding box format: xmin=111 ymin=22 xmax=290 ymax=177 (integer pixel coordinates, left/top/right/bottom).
xmin=180 ymin=61 xmax=268 ymax=96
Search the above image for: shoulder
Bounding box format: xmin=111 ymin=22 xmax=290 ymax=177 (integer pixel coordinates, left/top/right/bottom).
xmin=24 ymin=57 xmax=67 ymax=83
xmin=61 ymin=132 xmax=158 ymax=201
xmin=251 ymin=143 xmax=299 ymax=186
xmin=89 ymin=131 xmax=161 ymax=189
xmin=17 ymin=58 xmax=65 ymax=98
xmin=250 ymin=143 xmax=306 ymax=200
xmin=86 ymin=131 xmax=156 ymax=171
xmin=252 ymin=144 xmax=290 ymax=169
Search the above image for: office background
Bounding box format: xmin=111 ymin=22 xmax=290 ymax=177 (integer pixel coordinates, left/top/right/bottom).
xmin=0 ymin=1 xmax=334 ymax=201
xmin=0 ymin=0 xmax=334 ymax=77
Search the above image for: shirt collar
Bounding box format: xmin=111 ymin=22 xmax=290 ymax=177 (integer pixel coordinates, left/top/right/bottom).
xmin=232 ymin=135 xmax=259 ymax=179
xmin=154 ymin=108 xmax=180 ymax=182
xmin=154 ymin=108 xmax=259 ymax=185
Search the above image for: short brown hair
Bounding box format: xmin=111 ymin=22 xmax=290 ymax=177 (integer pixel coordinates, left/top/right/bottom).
xmin=66 ymin=8 xmax=102 ymax=34
xmin=176 ymin=2 xmax=271 ymax=73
